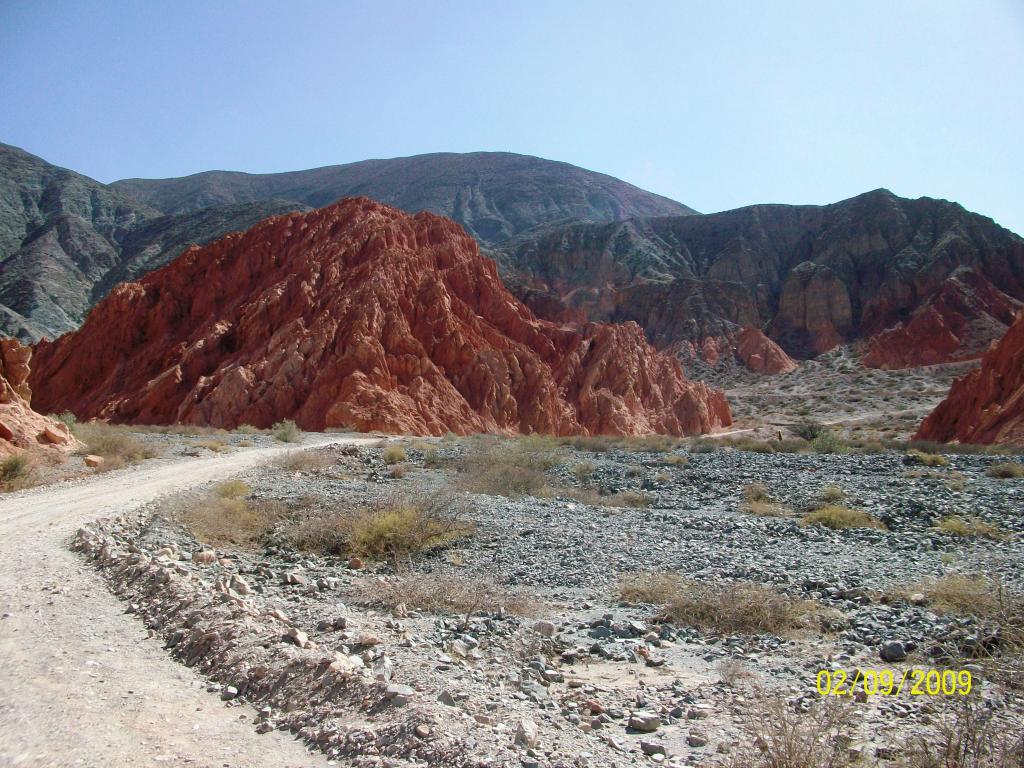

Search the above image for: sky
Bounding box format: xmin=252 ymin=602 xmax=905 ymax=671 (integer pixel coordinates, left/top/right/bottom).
xmin=2 ymin=0 xmax=1022 ymax=233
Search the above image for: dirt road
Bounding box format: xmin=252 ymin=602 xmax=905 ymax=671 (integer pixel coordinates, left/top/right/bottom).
xmin=0 ymin=436 xmax=378 ymax=768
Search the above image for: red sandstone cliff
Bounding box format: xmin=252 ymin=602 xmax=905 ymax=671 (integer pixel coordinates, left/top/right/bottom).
xmin=29 ymin=198 xmax=731 ymax=436
xmin=916 ymin=310 xmax=1024 ymax=445
xmin=1 ymin=338 xmax=78 ymax=456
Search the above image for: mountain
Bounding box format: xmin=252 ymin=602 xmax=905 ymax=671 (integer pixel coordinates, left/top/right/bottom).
xmin=111 ymin=152 xmax=696 ymax=244
xmin=29 ymin=198 xmax=730 ymax=436
xmin=0 ymin=144 xmax=694 ymax=341
xmin=493 ymin=189 xmax=1024 ymax=367
xmin=916 ymin=310 xmax=1024 ymax=445
xmin=0 ymin=337 xmax=78 ymax=456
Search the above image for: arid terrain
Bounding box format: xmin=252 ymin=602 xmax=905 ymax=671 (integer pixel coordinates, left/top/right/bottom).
xmin=9 ymin=424 xmax=1019 ymax=767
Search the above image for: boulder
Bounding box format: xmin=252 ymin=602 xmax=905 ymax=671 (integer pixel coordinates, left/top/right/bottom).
xmin=84 ymin=454 xmax=104 ymax=468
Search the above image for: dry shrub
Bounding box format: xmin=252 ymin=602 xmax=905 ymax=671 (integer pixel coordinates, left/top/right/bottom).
xmin=573 ymin=461 xmax=597 ymax=481
xmin=661 ymin=454 xmax=689 ymax=466
xmin=73 ymin=422 xmax=158 ymax=469
xmin=811 ymin=430 xmax=850 ymax=454
xmin=906 ymin=449 xmax=951 ymax=467
xmin=936 ymin=516 xmax=1006 ymax=540
xmin=802 ymin=505 xmax=886 ymax=530
xmin=665 ymin=581 xmax=812 ymax=635
xmin=234 ymin=424 xmax=264 ymax=435
xmin=272 ymin=419 xmax=301 ymax=443
xmin=730 ymin=697 xmax=856 ymax=768
xmin=381 ymin=444 xmax=407 ymax=465
xmin=180 ymin=497 xmax=284 ymax=548
xmin=389 ymin=464 xmax=408 ymax=478
xmin=818 ymin=484 xmax=845 ymax=503
xmin=745 ymin=500 xmax=789 ymax=517
xmin=717 ymin=657 xmax=755 ymax=686
xmin=277 ymin=450 xmax=333 ymax=472
xmin=354 ymin=573 xmax=537 ymax=617
xmin=283 ymin=509 xmax=349 ymax=556
xmin=458 ymin=436 xmax=561 ymax=498
xmin=213 ymin=478 xmax=250 ymax=499
xmin=195 ymin=439 xmax=227 ymax=452
xmin=987 ymin=462 xmax=1024 ymax=479
xmin=744 ymin=482 xmax=772 ymax=503
xmin=0 ymin=454 xmax=34 ymax=491
xmin=902 ymin=699 xmax=1024 ymax=768
xmin=618 ymin=571 xmax=685 ymax=605
xmin=602 ymin=490 xmax=651 ymax=508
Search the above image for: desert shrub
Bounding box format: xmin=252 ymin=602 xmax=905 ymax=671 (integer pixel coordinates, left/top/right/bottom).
xmin=234 ymin=423 xmax=263 ymax=435
xmin=936 ymin=515 xmax=1005 ymax=540
xmin=73 ymin=422 xmax=158 ymax=469
xmin=810 ymin=429 xmax=849 ymax=454
xmin=818 ymin=484 xmax=845 ymax=504
xmin=616 ymin=434 xmax=679 ymax=453
xmin=271 ymin=419 xmax=301 ymax=443
xmin=688 ymin=439 xmax=717 ymax=454
xmin=213 ymin=479 xmax=250 ymax=499
xmin=354 ymin=573 xmax=536 ymax=617
xmin=0 ymin=454 xmax=33 ymax=490
xmin=277 ymin=450 xmax=332 ymax=471
xmin=729 ymin=697 xmax=856 ymax=768
xmin=563 ymin=435 xmax=615 ymax=452
xmin=661 ymin=454 xmax=688 ymax=466
xmin=744 ymin=482 xmax=772 ymax=503
xmin=458 ymin=436 xmax=561 ymax=498
xmin=624 ymin=464 xmax=644 ymax=478
xmin=793 ymin=419 xmax=827 ymax=441
xmin=422 ymin=447 xmax=444 ymax=467
xmin=180 ymin=497 xmax=284 ymax=547
xmin=381 ymin=444 xmax=407 ymax=464
xmin=618 ymin=571 xmax=685 ymax=605
xmin=902 ymin=699 xmax=1024 ymax=768
xmin=347 ymin=493 xmax=474 ymax=567
xmin=987 ymin=462 xmax=1024 ymax=479
xmin=665 ymin=580 xmax=812 ymax=634
xmin=573 ymin=461 xmax=597 ymax=481
xmin=283 ymin=510 xmax=350 ymax=556
xmin=802 ymin=505 xmax=886 ymax=530
xmin=906 ymin=449 xmax=950 ymax=467
xmin=49 ymin=411 xmax=77 ymax=427
xmin=731 ymin=438 xmax=776 ymax=454
xmin=195 ymin=439 xmax=227 ymax=452
xmin=602 ymin=490 xmax=651 ymax=508
xmin=745 ymin=500 xmax=788 ymax=517
xmin=389 ymin=464 xmax=408 ymax=478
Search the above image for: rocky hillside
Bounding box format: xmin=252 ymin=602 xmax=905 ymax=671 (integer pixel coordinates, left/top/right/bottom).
xmin=0 ymin=144 xmax=693 ymax=341
xmin=0 ymin=338 xmax=78 ymax=456
xmin=111 ymin=152 xmax=696 ymax=243
xmin=916 ymin=310 xmax=1024 ymax=445
xmin=30 ymin=198 xmax=730 ymax=436
xmin=495 ymin=189 xmax=1024 ymax=367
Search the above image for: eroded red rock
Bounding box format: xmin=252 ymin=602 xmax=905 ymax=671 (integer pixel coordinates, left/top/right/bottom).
xmin=0 ymin=338 xmax=80 ymax=456
xmin=916 ymin=310 xmax=1024 ymax=445
xmin=735 ymin=327 xmax=798 ymax=375
xmin=30 ymin=198 xmax=731 ymax=436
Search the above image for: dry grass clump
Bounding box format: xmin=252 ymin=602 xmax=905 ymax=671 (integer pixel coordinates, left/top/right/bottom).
xmin=810 ymin=429 xmax=850 ymax=454
xmin=987 ymin=462 xmax=1024 ymax=479
xmin=902 ymin=699 xmax=1024 ymax=768
xmin=602 ymin=490 xmax=651 ymax=508
xmin=285 ymin=490 xmax=474 ymax=569
xmin=573 ymin=461 xmax=597 ymax=481
xmin=458 ymin=436 xmax=562 ymax=499
xmin=354 ymin=573 xmax=537 ymax=617
xmin=0 ymin=454 xmax=34 ymax=491
xmin=234 ymin=423 xmax=264 ymax=435
xmin=665 ymin=581 xmax=812 ymax=634
xmin=741 ymin=482 xmax=788 ymax=516
xmin=906 ymin=449 xmax=950 ymax=467
xmin=818 ymin=484 xmax=845 ymax=504
xmin=618 ymin=571 xmax=685 ymax=605
xmin=906 ymin=574 xmax=1001 ymax=617
xmin=935 ymin=515 xmax=1006 ymax=540
xmin=381 ymin=444 xmax=407 ymax=465
xmin=180 ymin=496 xmax=284 ymax=548
xmin=195 ymin=439 xmax=228 ymax=452
xmin=271 ymin=419 xmax=301 ymax=443
xmin=213 ymin=478 xmax=250 ymax=499
xmin=661 ymin=453 xmax=689 ymax=466
xmin=803 ymin=505 xmax=886 ymax=530
xmin=73 ymin=422 xmax=158 ymax=470
xmin=276 ymin=450 xmax=333 ymax=472
xmin=730 ymin=697 xmax=857 ymax=768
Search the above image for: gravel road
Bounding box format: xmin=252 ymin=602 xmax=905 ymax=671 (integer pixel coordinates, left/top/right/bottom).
xmin=0 ymin=435 xmax=378 ymax=768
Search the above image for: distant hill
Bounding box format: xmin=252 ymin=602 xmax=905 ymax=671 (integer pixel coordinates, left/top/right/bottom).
xmin=110 ymin=151 xmax=696 ymax=244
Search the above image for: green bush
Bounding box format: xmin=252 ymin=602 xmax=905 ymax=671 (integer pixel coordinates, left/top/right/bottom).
xmin=272 ymin=420 xmax=301 ymax=443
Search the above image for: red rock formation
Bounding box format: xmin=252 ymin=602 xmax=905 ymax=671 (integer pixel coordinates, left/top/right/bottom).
xmin=30 ymin=199 xmax=731 ymax=436
xmin=1 ymin=338 xmax=79 ymax=456
xmin=735 ymin=327 xmax=798 ymax=375
xmin=863 ymin=269 xmax=1022 ymax=369
xmin=916 ymin=310 xmax=1024 ymax=445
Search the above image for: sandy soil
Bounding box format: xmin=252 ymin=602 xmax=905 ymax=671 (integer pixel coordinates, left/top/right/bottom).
xmin=0 ymin=435 xmax=378 ymax=768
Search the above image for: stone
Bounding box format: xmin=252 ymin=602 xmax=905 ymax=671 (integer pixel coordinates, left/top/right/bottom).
xmin=42 ymin=424 xmax=67 ymax=444
xmin=414 ymin=724 xmax=431 ymax=739
xmin=220 ymin=685 xmax=238 ymax=701
xmin=84 ymin=454 xmax=104 ymax=468
xmin=917 ymin=309 xmax=1024 ymax=445
xmin=514 ymin=718 xmax=539 ymax=748
xmin=285 ymin=628 xmax=310 ymax=648
xmin=384 ymin=683 xmax=414 ymax=705
xmin=686 ymin=733 xmax=709 ymax=748
xmin=193 ymin=550 xmax=217 ymax=565
xmin=29 ymin=198 xmax=730 ymax=437
xmin=641 ymin=740 xmax=667 ymax=756
xmin=532 ymin=620 xmax=557 ymax=637
xmin=229 ymin=575 xmax=251 ymax=595
xmin=880 ymin=641 xmax=907 ymax=663
xmin=627 ymin=712 xmax=660 ymax=733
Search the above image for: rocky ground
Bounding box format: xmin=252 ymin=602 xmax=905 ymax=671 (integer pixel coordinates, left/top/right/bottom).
xmin=73 ymin=435 xmax=1024 ymax=767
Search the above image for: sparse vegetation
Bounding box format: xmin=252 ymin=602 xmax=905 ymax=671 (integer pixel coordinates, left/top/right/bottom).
xmin=741 ymin=482 xmax=788 ymax=516
xmin=810 ymin=429 xmax=850 ymax=454
xmin=818 ymin=484 xmax=845 ymax=504
xmin=572 ymin=461 xmax=596 ymax=481
xmin=730 ymin=697 xmax=857 ymax=768
xmin=935 ymin=515 xmax=1006 ymax=540
xmin=381 ymin=444 xmax=407 ymax=465
xmin=271 ymin=419 xmax=301 ymax=443
xmin=49 ymin=411 xmax=77 ymax=428
xmin=276 ymin=450 xmax=332 ymax=472
xmin=213 ymin=478 xmax=250 ymax=499
xmin=180 ymin=496 xmax=284 ymax=548
xmin=664 ymin=580 xmax=813 ymax=634
xmin=354 ymin=573 xmax=536 ymax=617
xmin=346 ymin=494 xmax=474 ymax=568
xmin=195 ymin=439 xmax=227 ymax=452
xmin=0 ymin=453 xmax=33 ymax=491
xmin=987 ymin=462 xmax=1024 ymax=479
xmin=72 ymin=422 xmax=158 ymax=470
xmin=906 ymin=449 xmax=950 ymax=467
xmin=802 ymin=505 xmax=886 ymax=530
xmin=793 ymin=419 xmax=826 ymax=441
xmin=458 ymin=436 xmax=562 ymax=498
xmin=902 ymin=699 xmax=1024 ymax=768
xmin=618 ymin=571 xmax=685 ymax=605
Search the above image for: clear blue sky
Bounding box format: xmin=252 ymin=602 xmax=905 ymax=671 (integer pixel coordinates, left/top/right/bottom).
xmin=2 ymin=0 xmax=1022 ymax=233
